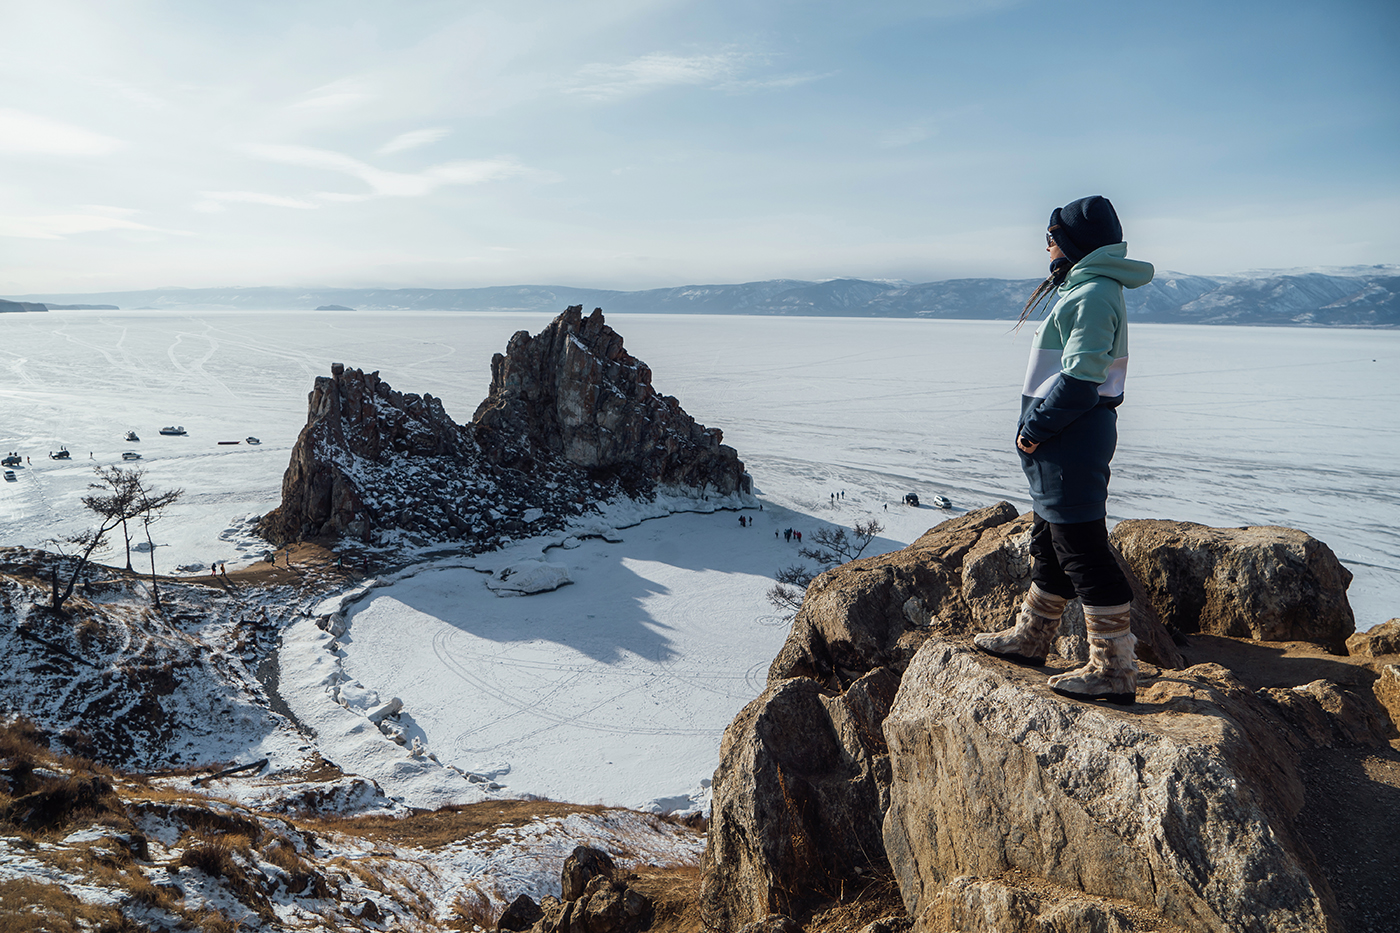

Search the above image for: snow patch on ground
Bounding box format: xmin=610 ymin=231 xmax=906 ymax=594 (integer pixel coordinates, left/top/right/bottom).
xmin=486 ymin=559 xmax=572 ymax=595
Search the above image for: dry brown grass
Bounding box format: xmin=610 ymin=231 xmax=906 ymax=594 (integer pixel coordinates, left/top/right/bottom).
xmin=176 ymin=830 xmax=278 ymax=923
xmin=1 ymin=772 xmax=129 ymax=835
xmin=0 ymin=717 xmax=49 ymax=762
xmin=0 ymin=877 xmax=126 ymax=933
xmin=168 ymin=802 xmax=266 ymax=843
xmin=626 ymin=864 xmax=704 ymax=933
xmin=125 ymin=869 xmax=178 ymax=910
xmin=263 ymin=836 xmax=335 ymax=899
xmin=449 ymin=882 xmax=499 ymax=931
xmin=178 ymin=832 xmax=245 ymax=877
xmin=798 ymin=872 xmax=908 ymax=933
xmin=328 ymin=857 xmax=437 ymax=922
xmin=184 ymin=906 xmax=240 ymax=933
xmin=309 ymin=798 xmax=612 ymax=848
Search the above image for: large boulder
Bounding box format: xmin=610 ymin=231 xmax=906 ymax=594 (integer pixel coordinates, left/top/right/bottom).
xmin=258 ymin=363 xmax=480 ymax=543
xmin=1109 ymin=520 xmax=1355 ymax=652
xmin=705 ymin=504 xmax=1182 ymax=931
xmin=704 ymin=509 xmax=1375 ymax=933
xmin=523 ymin=845 xmax=654 ymax=933
xmin=700 ymin=670 xmax=898 ymax=930
xmin=881 ymin=639 xmax=1348 ymax=933
xmin=768 ymin=503 xmax=1183 ymax=687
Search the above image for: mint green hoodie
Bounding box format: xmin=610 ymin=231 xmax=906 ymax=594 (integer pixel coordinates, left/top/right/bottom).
xmin=1020 ymin=242 xmax=1155 ymax=400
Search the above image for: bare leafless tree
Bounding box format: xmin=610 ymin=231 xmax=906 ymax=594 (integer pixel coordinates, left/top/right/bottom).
xmin=765 ymin=520 xmax=885 ymax=619
xmin=765 ymin=564 xmax=816 ymax=616
xmin=49 ymin=523 xmax=120 ymax=613
xmin=49 ymin=466 xmax=183 ymax=612
xmin=798 ymin=519 xmax=884 ymax=568
xmin=134 ymin=479 xmax=183 ymax=610
xmin=90 ymin=465 xmax=142 ymax=570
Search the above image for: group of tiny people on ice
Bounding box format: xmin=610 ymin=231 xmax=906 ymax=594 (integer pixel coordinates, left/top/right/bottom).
xmin=973 ymin=194 xmax=1153 ymax=706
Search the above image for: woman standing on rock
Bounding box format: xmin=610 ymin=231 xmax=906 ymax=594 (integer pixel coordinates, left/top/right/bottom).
xmin=974 ymin=196 xmax=1154 ymax=705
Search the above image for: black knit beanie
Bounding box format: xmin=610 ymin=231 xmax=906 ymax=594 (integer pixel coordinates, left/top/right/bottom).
xmin=1048 ymin=195 xmax=1123 ymax=264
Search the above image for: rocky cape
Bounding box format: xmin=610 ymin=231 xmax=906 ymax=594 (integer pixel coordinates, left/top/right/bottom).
xmin=701 ymin=505 xmax=1400 ymax=933
xmin=258 ymin=305 xmax=749 ymax=549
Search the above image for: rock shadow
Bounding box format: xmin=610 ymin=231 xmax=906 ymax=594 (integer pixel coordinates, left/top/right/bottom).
xmin=340 ymin=559 xmax=681 ymax=666
xmin=1294 ymin=744 xmax=1400 ymax=933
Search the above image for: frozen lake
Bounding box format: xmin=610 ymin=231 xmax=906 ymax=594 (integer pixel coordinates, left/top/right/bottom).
xmin=1 ymin=309 xmax=1396 ymax=808
xmin=1 ymin=309 xmax=1394 ymax=628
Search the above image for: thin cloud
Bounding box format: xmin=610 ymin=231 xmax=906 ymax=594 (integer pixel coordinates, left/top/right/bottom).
xmin=377 ymin=127 xmax=452 ymax=156
xmin=568 ymin=51 xmax=750 ymax=100
xmin=0 ymin=211 xmax=161 ymax=240
xmin=194 ymin=191 xmax=321 ymax=213
xmin=245 ymin=144 xmax=528 ymax=199
xmin=288 ymin=77 xmax=378 ymax=112
xmin=879 ymin=118 xmax=938 ymax=148
xmin=0 ymin=108 xmax=124 ymax=156
xmin=718 ymin=71 xmax=833 ymax=94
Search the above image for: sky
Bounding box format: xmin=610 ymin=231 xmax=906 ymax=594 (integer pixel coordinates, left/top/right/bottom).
xmin=1 ymin=0 xmax=1397 ymax=294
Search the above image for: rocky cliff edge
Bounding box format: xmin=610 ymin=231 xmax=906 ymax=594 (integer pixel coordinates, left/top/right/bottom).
xmin=703 ymin=505 xmax=1398 ymax=933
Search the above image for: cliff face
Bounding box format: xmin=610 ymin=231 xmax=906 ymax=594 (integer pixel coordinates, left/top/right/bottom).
xmin=703 ymin=506 xmax=1395 ymax=933
xmin=259 ymin=306 xmax=748 ymax=547
xmin=472 ymin=305 xmax=744 ymax=495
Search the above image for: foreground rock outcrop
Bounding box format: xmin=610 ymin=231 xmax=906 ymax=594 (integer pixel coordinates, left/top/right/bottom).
xmin=704 ymin=506 xmax=1396 ymax=933
xmin=882 ymin=647 xmax=1346 ymax=933
xmin=1110 ymin=519 xmax=1355 ymax=652
xmin=259 ymin=306 xmax=748 ymax=546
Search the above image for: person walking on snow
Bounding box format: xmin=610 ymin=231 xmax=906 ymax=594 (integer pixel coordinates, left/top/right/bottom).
xmin=973 ymin=196 xmax=1153 ymax=706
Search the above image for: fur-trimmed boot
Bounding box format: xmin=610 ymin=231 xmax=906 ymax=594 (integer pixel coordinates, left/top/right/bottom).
xmin=1048 ymin=602 xmax=1136 ymax=705
xmin=973 ymin=583 xmax=1068 ymax=666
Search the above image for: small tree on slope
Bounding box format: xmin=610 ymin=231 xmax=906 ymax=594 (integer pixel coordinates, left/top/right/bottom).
xmin=134 ymin=478 xmax=183 ymax=610
xmin=766 ymin=519 xmax=884 ymax=619
xmin=50 ymin=467 xmax=182 ymax=613
xmin=90 ymin=465 xmax=142 ymax=571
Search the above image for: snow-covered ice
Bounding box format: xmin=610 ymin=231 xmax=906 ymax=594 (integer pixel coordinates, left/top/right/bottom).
xmin=2 ymin=309 xmax=1397 ymax=810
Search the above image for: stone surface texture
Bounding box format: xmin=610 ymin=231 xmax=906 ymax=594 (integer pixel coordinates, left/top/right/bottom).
xmin=704 ymin=503 xmax=1184 ymax=932
xmin=1110 ymin=519 xmax=1355 ymax=651
xmin=259 ymin=307 xmax=746 ymax=547
xmin=526 ymin=845 xmax=654 ymax=933
xmin=881 ymin=644 xmax=1348 ymax=933
xmin=473 ymin=305 xmax=746 ymax=496
xmin=1347 ymin=618 xmax=1400 ymax=657
xmin=702 ymin=505 xmax=1379 ymax=933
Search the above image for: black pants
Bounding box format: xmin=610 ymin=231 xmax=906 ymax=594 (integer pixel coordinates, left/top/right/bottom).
xmin=1029 ymin=514 xmax=1133 ymax=607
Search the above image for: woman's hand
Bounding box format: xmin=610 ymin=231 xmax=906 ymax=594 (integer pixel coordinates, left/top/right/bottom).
xmin=1017 ymin=435 xmax=1039 ymax=454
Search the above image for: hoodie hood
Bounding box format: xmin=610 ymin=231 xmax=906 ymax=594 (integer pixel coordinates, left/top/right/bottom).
xmin=1064 ymin=242 xmax=1154 ymax=290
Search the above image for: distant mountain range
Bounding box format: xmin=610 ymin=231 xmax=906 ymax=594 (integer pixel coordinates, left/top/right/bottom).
xmin=7 ymin=266 xmax=1398 ymax=325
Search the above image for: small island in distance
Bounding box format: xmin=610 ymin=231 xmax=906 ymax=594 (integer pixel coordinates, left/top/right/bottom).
xmin=315 ymin=304 xmax=355 ymax=311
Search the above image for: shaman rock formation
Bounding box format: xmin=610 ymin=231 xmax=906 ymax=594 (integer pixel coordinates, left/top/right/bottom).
xmin=259 ymin=306 xmax=747 ymax=547
xmin=702 ymin=505 xmax=1400 ymax=933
